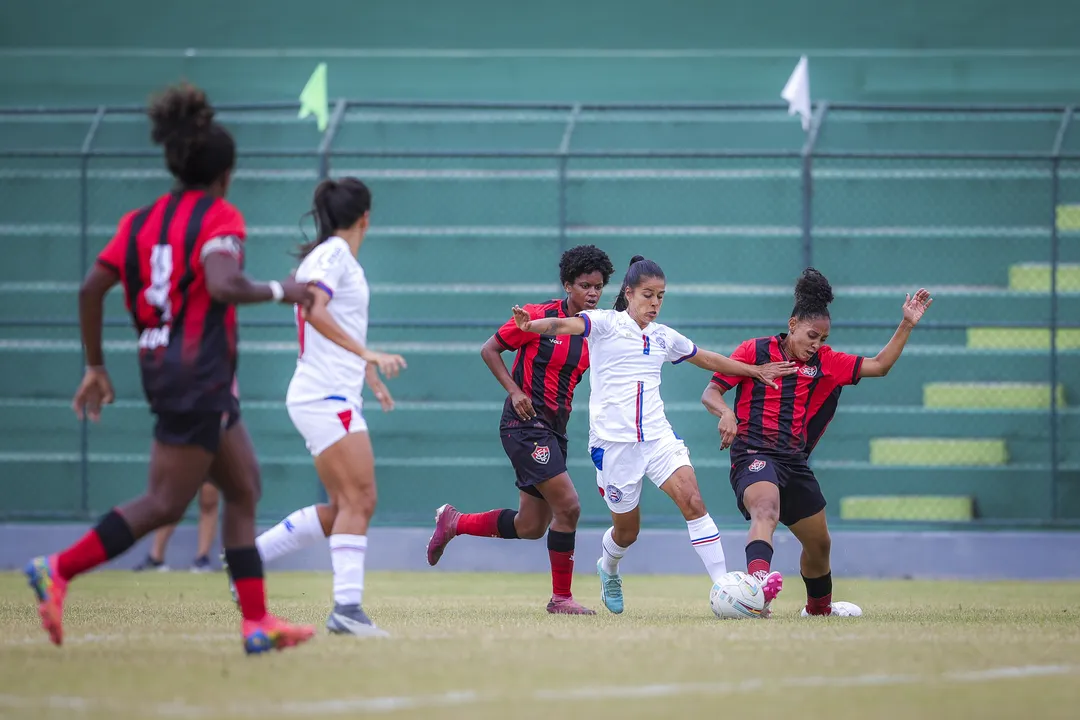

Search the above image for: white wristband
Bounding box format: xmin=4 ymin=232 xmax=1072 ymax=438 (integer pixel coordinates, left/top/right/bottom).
xmin=268 ymin=280 xmax=284 ymax=302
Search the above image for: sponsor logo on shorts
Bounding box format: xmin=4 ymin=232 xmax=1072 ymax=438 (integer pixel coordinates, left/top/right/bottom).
xmin=532 ymin=445 xmax=550 ymax=465
xmin=799 ymin=365 xmax=818 ymax=377
xmin=606 ymin=485 xmax=623 ymax=503
xmin=748 ymin=459 xmax=767 ymax=473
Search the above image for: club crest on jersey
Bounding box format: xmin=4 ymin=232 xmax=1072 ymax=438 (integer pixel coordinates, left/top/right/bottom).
xmin=606 ymin=485 xmax=623 ymax=503
xmin=799 ymin=365 xmax=818 ymax=378
xmin=653 ymin=336 xmax=667 ymax=349
xmin=748 ymin=459 xmax=767 ymax=473
xmin=532 ymin=445 xmax=550 ymax=465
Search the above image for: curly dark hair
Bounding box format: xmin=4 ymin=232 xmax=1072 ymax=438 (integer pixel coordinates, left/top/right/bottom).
xmin=148 ymin=82 xmax=236 ymax=188
xmin=559 ymin=244 xmax=615 ymax=287
xmin=791 ymin=267 xmax=834 ymax=320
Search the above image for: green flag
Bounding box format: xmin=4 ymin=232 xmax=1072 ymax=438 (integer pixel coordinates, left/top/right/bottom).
xmin=299 ymin=62 xmax=329 ymax=132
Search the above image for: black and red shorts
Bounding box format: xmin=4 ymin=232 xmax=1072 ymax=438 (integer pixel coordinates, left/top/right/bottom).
xmin=500 ymin=425 xmax=569 ymax=499
xmin=730 ymin=453 xmax=826 ymax=527
xmin=153 ymin=399 xmax=241 ymax=454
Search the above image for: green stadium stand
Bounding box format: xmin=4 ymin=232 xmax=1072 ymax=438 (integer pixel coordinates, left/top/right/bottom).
xmin=839 ymin=495 xmax=975 ymax=522
xmin=869 ymin=438 xmax=1009 ymax=467
xmin=923 ymin=382 xmax=1066 ymax=409
xmin=1009 ymin=263 xmax=1080 ymax=293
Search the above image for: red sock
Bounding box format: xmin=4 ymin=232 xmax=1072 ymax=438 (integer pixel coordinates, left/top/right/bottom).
xmin=747 ymin=558 xmax=770 ymax=580
xmin=234 ymin=578 xmax=268 ymax=621
xmin=56 ymin=530 xmax=108 ymax=581
xmin=455 ymin=510 xmax=503 ymax=538
xmin=806 ymin=594 xmax=833 ymax=616
xmin=549 ymin=550 xmax=574 ymax=597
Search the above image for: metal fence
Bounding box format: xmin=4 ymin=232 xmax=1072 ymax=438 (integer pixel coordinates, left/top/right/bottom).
xmin=0 ymin=99 xmax=1077 ymax=526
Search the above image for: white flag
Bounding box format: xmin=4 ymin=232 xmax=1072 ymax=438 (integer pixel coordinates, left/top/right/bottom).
xmin=781 ymin=55 xmax=812 ymax=131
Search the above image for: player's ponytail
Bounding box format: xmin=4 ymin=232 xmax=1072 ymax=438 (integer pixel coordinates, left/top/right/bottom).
xmin=296 ymin=177 xmax=373 ymax=258
xmin=792 ymin=267 xmax=834 ymax=320
xmin=613 ymin=255 xmax=665 ymax=312
xmin=149 ymin=82 xmax=235 ymax=188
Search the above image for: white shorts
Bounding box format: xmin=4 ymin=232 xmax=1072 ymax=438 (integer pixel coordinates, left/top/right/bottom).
xmin=287 ymin=397 xmax=368 ymax=457
xmin=589 ymin=431 xmax=693 ymax=513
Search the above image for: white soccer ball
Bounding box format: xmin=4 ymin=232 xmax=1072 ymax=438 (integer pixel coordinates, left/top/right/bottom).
xmin=710 ymin=571 xmax=766 ymax=620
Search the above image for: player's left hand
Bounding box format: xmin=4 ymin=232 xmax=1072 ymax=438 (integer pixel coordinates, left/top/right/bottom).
xmin=902 ymin=289 xmax=933 ymax=327
xmin=511 ymin=305 xmax=533 ymax=333
xmin=717 ymin=411 xmax=737 ymax=450
xmin=72 ymin=366 xmax=115 ymax=422
xmin=371 ymin=383 xmax=395 ymax=412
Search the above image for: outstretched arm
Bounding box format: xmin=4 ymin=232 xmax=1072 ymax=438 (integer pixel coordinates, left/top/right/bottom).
xmin=687 ymin=349 xmax=796 ymax=390
xmin=860 ymin=289 xmax=933 ymax=378
xmin=304 ymin=286 xmax=407 ymax=378
xmin=511 ymin=305 xmax=587 ymax=337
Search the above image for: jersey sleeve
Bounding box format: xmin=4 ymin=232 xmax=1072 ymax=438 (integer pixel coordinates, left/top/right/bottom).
xmin=295 ymin=239 xmax=350 ymax=298
xmin=196 ymin=200 xmax=246 ymax=267
xmin=710 ymin=339 xmax=757 ymax=391
xmin=96 ymin=210 xmax=138 ymax=275
xmin=494 ymin=304 xmax=539 ymax=351
xmin=579 ymin=309 xmax=615 ymax=340
xmin=665 ymin=327 xmax=698 ymax=365
xmin=819 ymin=346 xmax=865 ymax=387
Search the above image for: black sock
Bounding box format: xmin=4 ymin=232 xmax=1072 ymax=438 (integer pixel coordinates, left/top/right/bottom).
xmin=547 ymin=529 xmax=575 ymax=553
xmin=96 ymin=509 xmax=137 ymax=559
xmin=496 ymin=509 xmax=520 ymax=539
xmin=745 ymin=539 xmax=774 ymax=577
xmin=224 ymin=547 xmax=264 ymax=581
xmin=802 ymin=571 xmax=833 ymax=600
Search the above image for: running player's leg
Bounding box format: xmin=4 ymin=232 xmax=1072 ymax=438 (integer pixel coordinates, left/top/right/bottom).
xmin=191 ymin=483 xmax=219 ymax=571
xmin=593 ymin=440 xmax=645 ymax=614
xmin=26 ymin=415 xmax=215 ymax=646
xmin=730 ymin=456 xmax=785 ymax=613
xmin=313 ymin=429 xmax=388 ymax=636
xmin=532 ymin=472 xmax=594 ymax=614
xmin=210 ymin=417 xmax=316 ymax=652
xmin=256 ymin=502 xmax=336 ymax=564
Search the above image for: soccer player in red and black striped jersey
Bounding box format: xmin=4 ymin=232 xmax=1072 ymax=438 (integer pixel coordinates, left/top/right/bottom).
xmin=23 ymin=83 xmax=316 ymax=654
xmin=425 ymin=245 xmax=615 ymax=614
xmin=702 ymin=269 xmax=932 ymax=617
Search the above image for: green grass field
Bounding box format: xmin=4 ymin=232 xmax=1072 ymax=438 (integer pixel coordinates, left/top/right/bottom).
xmin=1 ymin=571 xmax=1079 ymax=719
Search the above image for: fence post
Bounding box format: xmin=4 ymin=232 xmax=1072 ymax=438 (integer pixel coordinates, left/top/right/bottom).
xmin=557 ymin=104 xmax=582 ymax=257
xmin=318 ymin=98 xmax=349 ymax=180
xmin=800 ymin=102 xmax=829 ymax=269
xmin=78 ymin=106 xmax=106 ymax=518
xmin=1048 ymin=106 xmax=1074 ymax=521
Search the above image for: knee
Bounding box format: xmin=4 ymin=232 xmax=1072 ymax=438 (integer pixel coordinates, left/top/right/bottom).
xmin=147 ymin=492 xmax=188 ymax=526
xmin=613 ymin=524 xmax=639 ymax=547
xmin=803 ymin=532 xmax=832 ymax=562
xmin=221 ymin=471 xmax=260 ymax=512
xmin=680 ymin=490 xmax=707 ymax=521
xmin=747 ymin=496 xmax=780 ymax=527
xmin=337 ymin=479 xmax=377 ymax=515
xmin=553 ymin=497 xmax=581 ymax=528
xmin=198 ymin=492 xmax=218 ymax=516
xmin=515 ymin=515 xmax=547 ymax=540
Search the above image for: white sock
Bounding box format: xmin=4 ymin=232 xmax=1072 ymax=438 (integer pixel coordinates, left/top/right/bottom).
xmin=687 ymin=514 xmax=727 ymax=583
xmin=330 ymin=534 xmax=367 ymax=607
xmin=600 ymin=526 xmax=627 ymax=576
xmin=256 ymin=505 xmax=326 ymax=563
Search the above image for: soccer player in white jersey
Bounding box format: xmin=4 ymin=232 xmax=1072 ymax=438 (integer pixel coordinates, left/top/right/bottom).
xmin=250 ymin=178 xmax=406 ymax=637
xmin=511 ymin=255 xmax=797 ymax=614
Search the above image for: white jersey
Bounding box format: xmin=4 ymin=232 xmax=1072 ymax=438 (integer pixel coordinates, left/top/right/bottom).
xmin=580 ymin=309 xmax=698 ymax=443
xmin=286 ymin=236 xmax=370 ymax=408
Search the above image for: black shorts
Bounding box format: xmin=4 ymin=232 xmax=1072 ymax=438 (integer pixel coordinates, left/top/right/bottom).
xmin=730 ymin=454 xmax=826 ymax=527
xmin=500 ymin=426 xmax=568 ymax=499
xmin=154 ymin=408 xmax=241 ymax=454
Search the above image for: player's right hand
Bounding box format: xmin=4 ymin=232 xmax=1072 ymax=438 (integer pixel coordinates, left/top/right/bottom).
xmin=756 ymin=361 xmax=798 ymax=389
xmin=72 ymin=367 xmax=115 ymax=422
xmin=717 ymin=411 xmax=737 ymax=450
xmin=509 ymin=388 xmax=536 ymax=421
xmin=370 ymin=351 xmax=408 ymax=379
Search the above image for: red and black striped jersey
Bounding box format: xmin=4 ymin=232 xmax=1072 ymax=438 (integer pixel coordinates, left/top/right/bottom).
xmin=711 ymin=334 xmax=863 ymax=458
xmin=494 ymin=299 xmax=589 ymax=436
xmin=97 ymin=190 xmax=246 ymax=413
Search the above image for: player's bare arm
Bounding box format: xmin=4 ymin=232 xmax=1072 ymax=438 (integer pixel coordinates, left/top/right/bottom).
xmin=73 ymin=263 xmax=119 ymax=421
xmin=303 ymin=285 xmax=407 ymax=379
xmin=511 ymin=305 xmax=587 ymax=336
xmin=480 ymin=335 xmax=536 ymax=420
xmin=203 ymin=250 xmax=309 ymax=306
xmin=700 ymin=383 xmax=738 ymax=450
xmin=859 ymin=288 xmax=933 ymax=378
xmin=687 ymin=349 xmax=796 ymax=390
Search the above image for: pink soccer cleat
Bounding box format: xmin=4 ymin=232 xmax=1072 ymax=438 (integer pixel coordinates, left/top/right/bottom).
xmin=242 ymin=614 xmax=316 ymax=655
xmin=546 ymin=595 xmax=597 ymax=615
xmin=757 ymin=571 xmax=784 ymax=619
xmin=426 ymin=504 xmax=461 ymax=566
xmin=25 ymin=555 xmax=68 ymax=646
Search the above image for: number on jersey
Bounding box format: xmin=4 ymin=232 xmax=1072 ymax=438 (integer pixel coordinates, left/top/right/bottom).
xmin=145 ymin=244 xmax=174 ymax=322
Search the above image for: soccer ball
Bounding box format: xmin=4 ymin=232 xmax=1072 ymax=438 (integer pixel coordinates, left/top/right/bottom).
xmin=710 ymin=571 xmax=766 ymax=619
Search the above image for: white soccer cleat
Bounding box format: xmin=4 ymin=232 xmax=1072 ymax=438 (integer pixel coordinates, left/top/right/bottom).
xmin=801 ymin=600 xmax=862 ymax=618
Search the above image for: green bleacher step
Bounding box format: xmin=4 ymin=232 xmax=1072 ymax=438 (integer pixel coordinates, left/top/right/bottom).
xmin=966 ymin=327 xmax=1080 ymax=350
xmin=869 ymin=438 xmax=1008 ymax=466
xmin=1057 ymin=204 xmax=1080 ymax=231
xmin=1008 ymin=263 xmax=1080 ymax=293
xmin=923 ymin=382 xmax=1066 ymax=409
xmin=840 ymin=495 xmax=975 ymax=522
